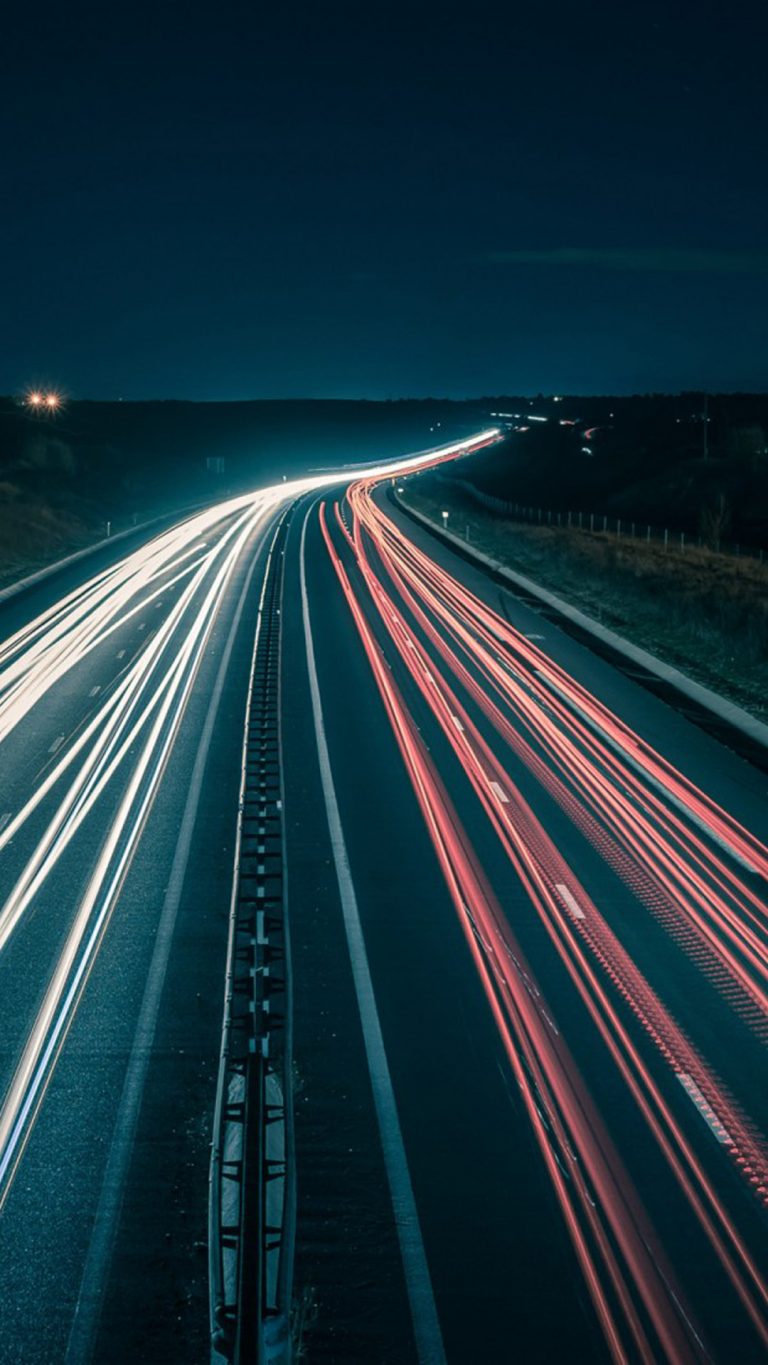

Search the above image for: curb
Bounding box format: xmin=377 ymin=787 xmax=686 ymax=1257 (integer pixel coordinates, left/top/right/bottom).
xmin=393 ymin=492 xmax=768 ymax=756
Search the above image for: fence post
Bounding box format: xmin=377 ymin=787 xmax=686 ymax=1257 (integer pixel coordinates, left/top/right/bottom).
xmin=603 ymin=515 xmax=608 ymax=532
xmin=578 ymin=511 xmax=582 ymax=529
xmin=680 ymin=531 xmax=685 ymax=550
xmin=617 ymin=519 xmax=621 ymax=537
xmin=557 ymin=512 xmax=561 ymax=527
xmin=631 ymin=522 xmax=635 ymax=538
xmin=568 ymin=511 xmax=572 ymax=528
xmin=590 ymin=512 xmax=594 ymax=532
xmin=664 ymin=528 xmax=668 ymax=550
xmin=647 ymin=525 xmax=651 ymax=543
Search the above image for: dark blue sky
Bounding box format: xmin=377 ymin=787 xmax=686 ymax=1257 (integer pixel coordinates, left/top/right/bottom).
xmin=2 ymin=0 xmax=767 ymax=399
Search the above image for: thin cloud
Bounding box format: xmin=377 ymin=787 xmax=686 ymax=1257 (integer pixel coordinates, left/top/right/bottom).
xmin=484 ymin=247 xmax=768 ymax=273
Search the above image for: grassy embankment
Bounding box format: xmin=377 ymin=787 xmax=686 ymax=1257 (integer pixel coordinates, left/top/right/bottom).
xmin=0 ymin=484 xmax=111 ymax=589
xmin=401 ymin=478 xmax=768 ymax=721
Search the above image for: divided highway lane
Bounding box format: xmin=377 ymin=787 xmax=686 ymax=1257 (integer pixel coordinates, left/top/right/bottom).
xmin=0 ymin=489 xmax=292 ymax=1362
xmin=283 ymin=500 xmax=608 ymax=1363
xmin=288 ymin=485 xmax=768 ymax=1363
xmin=0 ymin=430 xmax=499 ymax=1363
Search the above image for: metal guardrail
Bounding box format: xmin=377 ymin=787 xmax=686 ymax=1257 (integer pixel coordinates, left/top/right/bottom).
xmin=209 ymin=509 xmax=295 ymax=1363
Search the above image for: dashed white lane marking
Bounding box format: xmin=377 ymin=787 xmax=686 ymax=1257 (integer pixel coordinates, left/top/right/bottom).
xmin=48 ymin=735 xmax=65 ymax=754
xmin=489 ymin=780 xmax=509 ymax=804
xmin=676 ymin=1073 xmax=733 ymax=1145
xmin=0 ymin=814 xmax=11 ymax=834
xmin=137 ymin=622 xmax=146 ymax=632
xmin=450 ymin=715 xmax=465 ymax=733
xmin=116 ymin=650 xmax=126 ymax=659
xmin=525 ymin=633 xmax=545 ymax=640
xmin=555 ymin=883 xmax=586 ymax=919
xmin=88 ymin=685 xmax=101 ymax=698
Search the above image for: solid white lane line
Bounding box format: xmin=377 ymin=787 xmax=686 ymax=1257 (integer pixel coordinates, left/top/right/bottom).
xmin=116 ymin=650 xmax=126 ymax=659
xmin=88 ymin=685 xmax=101 ymax=697
xmin=65 ymin=515 xmax=278 ymax=1365
xmin=555 ymin=883 xmax=586 ymax=919
xmin=300 ymin=510 xmax=446 ymax=1365
xmin=0 ymin=814 xmax=11 ymax=834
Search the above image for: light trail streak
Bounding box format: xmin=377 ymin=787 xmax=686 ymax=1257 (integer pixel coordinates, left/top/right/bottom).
xmin=340 ymin=498 xmax=768 ymax=1194
xmin=320 ymin=488 xmax=768 ymax=1356
xmin=348 ymin=489 xmax=768 ymax=1035
xmin=0 ymin=430 xmax=499 ymax=1216
xmin=319 ymin=502 xmax=705 ymax=1363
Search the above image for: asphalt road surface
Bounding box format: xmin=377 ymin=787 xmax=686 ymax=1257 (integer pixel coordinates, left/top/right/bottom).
xmin=0 ymin=432 xmax=766 ymax=1364
xmin=284 ymin=482 xmax=768 ymax=1363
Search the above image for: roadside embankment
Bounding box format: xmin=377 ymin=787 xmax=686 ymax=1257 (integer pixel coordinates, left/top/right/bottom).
xmin=399 ymin=476 xmax=768 ymax=724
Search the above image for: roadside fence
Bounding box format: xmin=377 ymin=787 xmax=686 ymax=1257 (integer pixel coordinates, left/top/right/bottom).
xmin=436 ymin=475 xmax=766 ymax=565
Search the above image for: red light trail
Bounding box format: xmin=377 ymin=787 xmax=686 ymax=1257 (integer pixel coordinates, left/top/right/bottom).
xmin=316 ymin=477 xmax=768 ymax=1361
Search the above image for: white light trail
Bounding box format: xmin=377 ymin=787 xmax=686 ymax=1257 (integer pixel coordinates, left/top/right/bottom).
xmin=0 ymin=429 xmax=499 ymax=1207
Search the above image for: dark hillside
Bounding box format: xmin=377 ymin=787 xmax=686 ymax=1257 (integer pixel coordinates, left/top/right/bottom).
xmin=0 ymin=397 xmax=483 ymax=583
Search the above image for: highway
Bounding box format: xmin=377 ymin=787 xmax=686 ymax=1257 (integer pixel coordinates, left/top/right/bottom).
xmin=0 ymin=434 xmax=494 ymax=1363
xmin=284 ymin=479 xmax=768 ymax=1362
xmin=0 ymin=428 xmax=766 ymax=1362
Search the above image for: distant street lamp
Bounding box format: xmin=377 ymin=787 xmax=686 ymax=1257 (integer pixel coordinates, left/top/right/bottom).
xmin=25 ymin=389 xmax=62 ymax=412
xmin=441 ymin=509 xmax=449 ymax=528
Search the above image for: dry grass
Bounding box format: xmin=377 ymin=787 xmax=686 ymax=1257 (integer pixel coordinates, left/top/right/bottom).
xmin=0 ymin=500 xmax=96 ymax=587
xmin=403 ymin=482 xmax=768 ymax=721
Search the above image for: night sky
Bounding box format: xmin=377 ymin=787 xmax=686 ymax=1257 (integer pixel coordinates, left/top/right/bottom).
xmin=2 ymin=1 xmax=767 ymax=399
